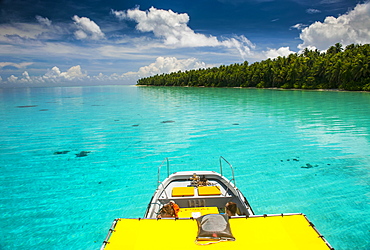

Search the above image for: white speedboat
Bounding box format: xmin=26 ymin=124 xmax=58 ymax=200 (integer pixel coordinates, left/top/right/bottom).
xmin=101 ymin=157 xmax=334 ymax=249
xmin=144 ymin=157 xmax=254 ymax=219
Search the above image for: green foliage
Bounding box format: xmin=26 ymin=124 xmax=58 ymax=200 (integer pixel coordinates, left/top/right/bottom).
xmin=137 ymin=43 xmax=370 ymax=91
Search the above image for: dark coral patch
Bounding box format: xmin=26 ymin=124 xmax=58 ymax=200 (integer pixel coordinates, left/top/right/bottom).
xmin=16 ymin=105 xmax=38 ymax=108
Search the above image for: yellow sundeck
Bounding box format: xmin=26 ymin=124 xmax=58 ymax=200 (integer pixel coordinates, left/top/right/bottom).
xmin=101 ymin=157 xmax=333 ymax=250
xmin=103 ymin=214 xmax=332 ymax=250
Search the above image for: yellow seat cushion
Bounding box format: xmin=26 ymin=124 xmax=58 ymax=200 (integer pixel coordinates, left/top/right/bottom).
xmin=198 ymin=186 xmax=221 ymax=196
xmin=172 ymin=187 xmax=195 ymax=197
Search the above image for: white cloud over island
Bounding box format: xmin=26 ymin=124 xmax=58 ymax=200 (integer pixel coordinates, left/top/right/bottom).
xmin=298 ymin=2 xmax=370 ymax=50
xmin=263 ymin=47 xmax=295 ymax=59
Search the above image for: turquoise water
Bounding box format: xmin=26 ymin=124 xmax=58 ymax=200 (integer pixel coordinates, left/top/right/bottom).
xmin=0 ymin=86 xmax=369 ymax=249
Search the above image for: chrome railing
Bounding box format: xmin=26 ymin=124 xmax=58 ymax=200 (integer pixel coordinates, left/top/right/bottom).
xmin=157 ymin=157 xmax=169 ymax=189
xmin=156 ymin=156 xmax=236 ymax=189
xmin=219 ymin=156 xmax=236 ymax=187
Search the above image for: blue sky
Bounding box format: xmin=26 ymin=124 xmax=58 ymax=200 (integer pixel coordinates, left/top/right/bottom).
xmin=0 ymin=0 xmax=368 ymax=86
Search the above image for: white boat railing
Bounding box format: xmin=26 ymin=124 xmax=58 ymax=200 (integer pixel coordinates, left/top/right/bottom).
xmin=157 ymin=157 xmax=169 ymax=190
xmin=156 ymin=156 xmax=236 ymax=188
xmin=219 ymin=156 xmax=236 ymax=188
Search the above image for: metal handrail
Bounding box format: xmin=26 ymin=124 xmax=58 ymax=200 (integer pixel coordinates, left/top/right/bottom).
xmin=157 ymin=157 xmax=169 ymax=189
xmin=219 ymin=156 xmax=236 ymax=187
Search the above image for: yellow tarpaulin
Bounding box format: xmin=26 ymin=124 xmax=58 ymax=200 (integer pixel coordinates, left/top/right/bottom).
xmin=103 ymin=214 xmax=332 ymax=250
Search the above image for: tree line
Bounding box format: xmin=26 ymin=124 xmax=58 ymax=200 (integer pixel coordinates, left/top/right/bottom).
xmin=137 ymin=43 xmax=370 ymax=91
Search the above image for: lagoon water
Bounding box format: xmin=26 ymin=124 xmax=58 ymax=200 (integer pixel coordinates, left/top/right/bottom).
xmin=0 ymin=85 xmax=369 ymax=249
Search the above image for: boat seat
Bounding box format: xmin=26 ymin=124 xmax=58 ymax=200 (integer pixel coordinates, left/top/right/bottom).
xmin=198 ymin=186 xmax=221 ymax=196
xmin=172 ymin=187 xmax=195 ymax=197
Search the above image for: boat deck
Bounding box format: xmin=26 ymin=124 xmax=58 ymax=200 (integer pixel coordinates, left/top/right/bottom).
xmin=153 ymin=177 xmax=241 ymax=215
xmin=102 ymin=213 xmax=333 ymax=250
xmin=160 ymin=177 xmax=232 ymax=197
xmin=160 ymin=180 xmax=232 ymax=201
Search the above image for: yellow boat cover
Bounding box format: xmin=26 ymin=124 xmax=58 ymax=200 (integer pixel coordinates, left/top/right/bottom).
xmin=103 ymin=214 xmax=332 ymax=250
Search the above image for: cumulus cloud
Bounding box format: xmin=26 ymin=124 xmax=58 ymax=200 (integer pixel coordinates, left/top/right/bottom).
xmin=298 ymin=2 xmax=370 ymax=50
xmin=44 ymin=65 xmax=87 ymax=81
xmin=72 ymin=15 xmax=105 ymax=40
xmin=16 ymin=71 xmax=32 ymax=83
xmin=112 ymin=7 xmax=254 ymax=59
xmin=113 ymin=7 xmax=219 ymax=47
xmin=263 ymin=47 xmax=295 ymax=59
xmin=7 ymin=75 xmax=18 ymax=83
xmin=62 ymin=65 xmax=87 ymax=79
xmin=128 ymin=56 xmax=208 ymax=77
